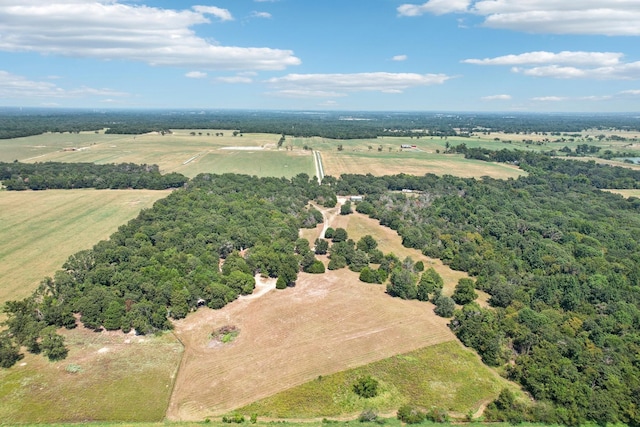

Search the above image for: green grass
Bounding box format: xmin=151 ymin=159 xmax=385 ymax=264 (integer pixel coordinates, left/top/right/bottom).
xmin=0 ymin=189 xmax=171 ymax=306
xmin=238 ymin=341 xmax=514 ymax=419
xmin=0 ymin=330 xmax=183 ymax=423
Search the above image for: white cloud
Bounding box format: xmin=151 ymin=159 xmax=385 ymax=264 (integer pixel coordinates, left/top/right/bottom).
xmin=531 ymin=96 xmax=567 ymax=102
xmin=463 ymin=51 xmax=624 ymax=67
xmin=266 ymin=72 xmax=452 ymax=97
xmin=192 ymin=5 xmax=233 ymax=21
xmin=217 ymin=76 xmax=254 ymax=84
xmin=0 ymin=1 xmax=300 ymax=71
xmin=251 ymin=11 xmax=272 ymax=19
xmin=482 ymin=94 xmax=511 ymax=100
xmin=620 ymin=89 xmax=640 ymax=96
xmin=186 ymin=71 xmax=208 ymax=79
xmin=514 ymin=62 xmax=640 ymax=80
xmin=267 ymin=89 xmax=347 ymax=99
xmin=392 ymin=55 xmax=408 ymax=61
xmin=398 ymin=0 xmax=471 ymax=16
xmin=465 ymin=51 xmax=640 ymax=80
xmin=0 ymin=70 xmax=128 ymax=99
xmin=399 ymin=0 xmax=640 ymax=36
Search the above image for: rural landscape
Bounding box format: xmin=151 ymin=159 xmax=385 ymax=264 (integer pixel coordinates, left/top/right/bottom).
xmin=1 ymin=110 xmax=640 ymax=427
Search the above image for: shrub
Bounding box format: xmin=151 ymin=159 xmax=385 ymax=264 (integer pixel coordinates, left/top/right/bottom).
xmin=353 ymin=375 xmax=379 ymax=398
xmin=397 ymin=405 xmax=426 ymax=424
xmin=358 ymin=408 xmax=379 ymax=423
xmin=304 ymin=260 xmax=326 ymax=274
xmin=426 ymin=407 xmax=449 ymax=423
xmin=222 ymin=413 xmax=245 ymax=423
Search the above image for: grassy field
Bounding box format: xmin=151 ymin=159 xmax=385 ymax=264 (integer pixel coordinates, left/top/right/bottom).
xmin=0 ymin=327 xmax=183 ymax=423
xmin=239 ymin=340 xmax=512 ymax=419
xmin=0 ymin=189 xmax=171 ymax=306
xmin=0 ymin=130 xmax=316 ymax=179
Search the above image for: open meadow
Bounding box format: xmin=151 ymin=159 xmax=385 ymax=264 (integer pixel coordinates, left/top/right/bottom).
xmin=0 ymin=189 xmax=171 ymax=306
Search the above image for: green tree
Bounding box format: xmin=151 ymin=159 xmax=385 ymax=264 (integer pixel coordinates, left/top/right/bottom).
xmin=452 ymin=278 xmax=478 ymax=305
xmin=103 ymin=300 xmax=126 ymax=330
xmin=39 ymin=326 xmax=68 ymax=361
xmin=340 ymin=201 xmax=352 ymax=215
xmin=356 ymin=235 xmax=378 ymax=253
xmin=353 ymin=375 xmax=379 ymax=398
xmin=332 ymin=227 xmax=348 ymax=242
xmin=434 ymin=294 xmax=455 ymax=317
xmin=314 ymin=238 xmax=329 ymax=255
xmin=417 ymin=267 xmax=444 ymax=302
xmin=387 ymin=269 xmax=417 ymax=299
xmin=0 ymin=332 xmax=22 ymax=368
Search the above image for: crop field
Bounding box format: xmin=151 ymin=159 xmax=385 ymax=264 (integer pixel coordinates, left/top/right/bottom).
xmin=321 ymin=150 xmax=524 ymax=180
xmin=0 ymin=189 xmax=171 ymax=306
xmin=0 ymin=327 xmax=182 ymax=423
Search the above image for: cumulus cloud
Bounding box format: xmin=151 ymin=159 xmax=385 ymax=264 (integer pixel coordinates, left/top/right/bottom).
xmin=0 ymin=1 xmax=300 ymax=71
xmin=266 ymin=72 xmax=452 ymax=97
xmin=217 ymin=76 xmax=254 ymax=84
xmin=464 ymin=51 xmax=640 ymax=80
xmin=463 ymin=51 xmax=624 ymax=67
xmin=0 ymin=70 xmax=128 ymax=99
xmin=482 ymin=94 xmax=511 ymax=100
xmin=392 ymin=55 xmax=408 ymax=61
xmin=398 ymin=0 xmax=471 ymax=16
xmin=185 ymin=71 xmax=208 ymax=79
xmin=620 ymin=89 xmax=640 ymax=96
xmin=398 ymin=0 xmax=640 ymax=36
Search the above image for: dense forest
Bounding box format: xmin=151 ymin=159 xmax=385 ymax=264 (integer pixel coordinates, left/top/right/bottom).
xmin=2 ymin=108 xmax=640 ymax=140
xmin=335 ymin=160 xmax=640 ymax=426
xmin=0 ymin=161 xmax=188 ymax=190
xmin=1 ymin=173 xmax=328 ymax=366
xmin=3 ymin=143 xmax=640 ymax=425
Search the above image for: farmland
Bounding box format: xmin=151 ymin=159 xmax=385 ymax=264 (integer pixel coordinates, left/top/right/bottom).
xmin=2 ymin=116 xmax=640 ymax=425
xmin=0 ymin=189 xmax=171 ymax=306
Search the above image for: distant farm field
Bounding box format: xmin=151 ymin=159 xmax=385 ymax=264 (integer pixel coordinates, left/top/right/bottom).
xmin=0 ymin=130 xmax=316 ymax=179
xmin=0 ymin=189 xmax=171 ymax=305
xmin=320 ymin=150 xmax=524 ymax=179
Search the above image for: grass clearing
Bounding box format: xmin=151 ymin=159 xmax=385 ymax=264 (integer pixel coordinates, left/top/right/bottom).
xmin=0 ymin=189 xmax=171 ymax=306
xmin=239 ymin=340 xmax=512 ymax=419
xmin=603 ymin=189 xmax=640 ymax=198
xmin=0 ymin=327 xmax=183 ymax=423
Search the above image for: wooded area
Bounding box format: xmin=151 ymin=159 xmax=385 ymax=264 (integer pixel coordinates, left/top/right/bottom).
xmin=2 ymin=139 xmax=640 ymax=425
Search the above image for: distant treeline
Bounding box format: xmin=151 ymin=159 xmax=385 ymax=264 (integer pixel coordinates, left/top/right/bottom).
xmin=0 ymin=161 xmax=188 ymax=190
xmin=2 ymin=109 xmax=640 ymax=140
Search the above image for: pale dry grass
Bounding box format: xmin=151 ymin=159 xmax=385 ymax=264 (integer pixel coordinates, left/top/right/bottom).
xmin=0 ymin=189 xmax=171 ymax=306
xmin=321 ymin=151 xmax=523 ymax=179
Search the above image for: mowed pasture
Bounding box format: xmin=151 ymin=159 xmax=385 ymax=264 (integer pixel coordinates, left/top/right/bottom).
xmin=1 ymin=130 xmax=316 ymax=179
xmin=0 ymin=189 xmax=171 ymax=306
xmin=0 ymin=327 xmax=182 ymax=423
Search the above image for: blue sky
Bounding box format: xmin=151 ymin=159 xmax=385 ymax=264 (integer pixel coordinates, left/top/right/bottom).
xmin=1 ymin=0 xmax=639 ymax=112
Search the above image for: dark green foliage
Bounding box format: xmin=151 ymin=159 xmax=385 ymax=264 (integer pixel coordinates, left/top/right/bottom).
xmin=416 ymin=268 xmax=443 ymax=302
xmin=426 ymin=407 xmax=449 ymax=423
xmin=359 ymin=267 xmax=380 ymax=284
xmin=39 ymin=326 xmax=68 ymax=361
xmin=327 ymin=255 xmax=347 ymax=270
xmin=349 ymin=250 xmax=370 ymax=272
xmin=222 ymin=413 xmax=245 ymax=423
xmin=386 ymin=269 xmax=417 ymax=299
xmin=324 ymin=227 xmax=335 ymax=239
xmin=433 ymin=294 xmax=455 ymax=318
xmin=396 ymin=405 xmax=426 ymax=424
xmin=0 ymin=332 xmax=22 ymax=368
xmin=304 ymin=260 xmax=326 ymax=274
xmin=355 ymin=201 xmax=375 ymax=215
xmin=314 ymin=238 xmax=329 ymax=255
xmin=0 ymin=161 xmax=187 ymax=190
xmin=352 ymin=375 xmax=379 ymax=398
xmin=452 ymin=278 xmax=478 ymax=305
xmin=356 ymin=235 xmax=378 ymax=253
xmin=331 ymin=228 xmax=348 ymax=242
xmin=340 ymin=201 xmax=352 ymax=215
xmin=414 ymin=261 xmax=424 ymax=272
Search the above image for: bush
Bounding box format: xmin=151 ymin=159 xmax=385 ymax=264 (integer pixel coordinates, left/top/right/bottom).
xmin=304 ymin=260 xmax=326 ymax=274
xmin=426 ymin=407 xmax=449 ymax=423
xmin=222 ymin=413 xmax=245 ymax=423
xmin=397 ymin=405 xmax=426 ymax=424
xmin=353 ymin=375 xmax=379 ymax=398
xmin=434 ymin=294 xmax=455 ymax=318
xmin=358 ymin=408 xmax=379 ymax=423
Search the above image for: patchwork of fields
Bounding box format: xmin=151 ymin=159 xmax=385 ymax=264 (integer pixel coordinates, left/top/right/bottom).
xmin=4 ymin=129 xmax=635 ymax=423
